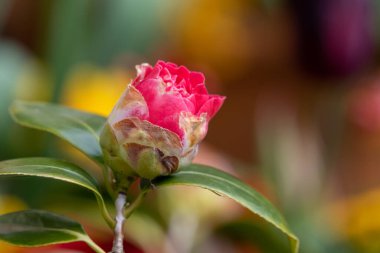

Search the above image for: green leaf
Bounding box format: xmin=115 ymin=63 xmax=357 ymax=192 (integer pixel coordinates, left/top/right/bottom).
xmin=0 ymin=210 xmax=105 ymax=253
xmin=0 ymin=157 xmax=114 ymax=228
xmin=152 ymin=164 xmax=299 ymax=253
xmin=9 ymin=101 xmax=106 ymax=164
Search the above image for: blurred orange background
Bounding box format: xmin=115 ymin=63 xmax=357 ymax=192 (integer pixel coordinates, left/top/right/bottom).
xmin=1 ymin=0 xmax=380 ymax=252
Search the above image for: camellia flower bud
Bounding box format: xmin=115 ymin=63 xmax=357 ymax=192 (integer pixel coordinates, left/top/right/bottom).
xmin=100 ymin=61 xmax=225 ymax=188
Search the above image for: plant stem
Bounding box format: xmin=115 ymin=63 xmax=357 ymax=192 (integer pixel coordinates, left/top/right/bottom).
xmin=110 ymin=192 xmax=127 ymax=253
xmin=95 ymin=193 xmax=115 ymax=229
xmin=84 ymin=237 xmax=106 ymax=253
xmin=102 ymin=165 xmax=117 ymax=200
xmin=124 ymin=190 xmax=147 ymax=218
xmin=109 ymin=188 xmax=148 ymax=253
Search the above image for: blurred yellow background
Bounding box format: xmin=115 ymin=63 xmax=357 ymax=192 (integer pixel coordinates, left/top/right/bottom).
xmin=1 ymin=0 xmax=380 ymax=252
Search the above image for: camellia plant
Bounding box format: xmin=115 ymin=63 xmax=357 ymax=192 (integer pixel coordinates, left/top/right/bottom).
xmin=0 ymin=61 xmax=299 ymax=253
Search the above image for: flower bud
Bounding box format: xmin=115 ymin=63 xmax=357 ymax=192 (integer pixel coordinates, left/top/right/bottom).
xmin=100 ymin=61 xmax=225 ymax=188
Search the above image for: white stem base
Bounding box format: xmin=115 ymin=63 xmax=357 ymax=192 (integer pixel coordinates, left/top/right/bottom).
xmin=110 ymin=192 xmax=127 ymax=253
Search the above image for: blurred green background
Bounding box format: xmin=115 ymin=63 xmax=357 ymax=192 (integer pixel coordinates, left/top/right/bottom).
xmin=1 ymin=0 xmax=380 ymax=252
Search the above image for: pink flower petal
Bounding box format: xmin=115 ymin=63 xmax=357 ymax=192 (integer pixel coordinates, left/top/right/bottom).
xmin=135 ymin=78 xmax=194 ymax=138
xmin=109 ymin=85 xmax=149 ymax=126
xmin=197 ymin=95 xmax=226 ymax=120
xmin=189 ymin=94 xmax=209 ymax=113
xmin=189 ymin=72 xmax=207 ymax=94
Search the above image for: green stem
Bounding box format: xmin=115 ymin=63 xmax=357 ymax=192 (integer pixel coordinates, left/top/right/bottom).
xmin=84 ymin=237 xmax=106 ymax=253
xmin=101 ymin=164 xmax=117 ymax=200
xmin=124 ymin=190 xmax=147 ymax=219
xmin=95 ymin=193 xmax=115 ymax=229
xmin=96 ymin=164 xmax=116 ymax=229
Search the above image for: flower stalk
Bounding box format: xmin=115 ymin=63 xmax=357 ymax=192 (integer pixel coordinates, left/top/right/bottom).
xmin=110 ymin=192 xmax=127 ymax=253
xmin=124 ymin=190 xmax=147 ymax=219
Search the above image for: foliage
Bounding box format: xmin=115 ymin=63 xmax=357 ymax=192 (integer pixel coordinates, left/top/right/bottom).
xmin=0 ymin=101 xmax=299 ymax=253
